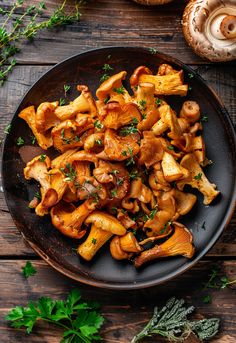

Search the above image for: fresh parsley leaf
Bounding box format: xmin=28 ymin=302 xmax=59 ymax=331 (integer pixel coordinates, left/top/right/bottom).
xmin=22 ymin=261 xmax=36 ymax=278
xmin=200 ymin=115 xmax=208 ymax=122
xmin=142 ymin=113 xmax=147 ymax=120
xmin=104 ymin=96 xmax=109 ymax=104
xmin=121 ymin=150 xmax=127 ymax=156
xmin=91 ymin=238 xmax=97 ymax=245
xmin=155 ymin=98 xmax=162 ymax=106
xmin=35 ymin=191 xmax=41 ymax=200
xmin=129 ymin=170 xmax=138 ymax=180
xmin=120 ymin=126 xmax=138 ymax=136
xmin=100 ymin=73 xmax=109 ymax=83
xmin=111 ymin=189 xmax=117 ymax=198
xmin=4 ymin=123 xmax=12 ymax=134
xmin=188 ymin=73 xmax=194 ymax=78
xmin=94 ymin=120 xmax=103 ymax=129
xmin=125 ymin=148 xmax=135 ymax=167
xmin=39 ymin=154 xmax=46 ymax=162
xmin=30 ymin=135 xmax=36 ymax=145
xmin=202 ymin=295 xmax=212 ymax=304
xmin=59 ymin=98 xmax=66 ymax=106
xmin=149 ymin=48 xmax=157 ymax=55
xmin=149 ymin=208 xmax=157 ymax=220
xmin=16 ymin=136 xmax=24 ymax=146
xmin=102 ymin=63 xmax=113 ymax=72
xmin=167 ymin=145 xmax=174 ymax=150
xmin=194 ymin=173 xmax=202 ymax=181
xmin=138 ymin=99 xmax=146 ymax=109
xmin=111 ymin=207 xmax=117 ymax=214
xmin=117 ymin=177 xmax=124 ymax=186
xmin=95 ymin=139 xmax=102 ymax=146
xmin=64 ymin=84 xmax=71 ymax=96
xmin=113 ymin=86 xmax=125 ymax=95
xmin=111 ymin=169 xmax=119 ymax=175
xmin=6 ymin=289 xmax=104 ymax=341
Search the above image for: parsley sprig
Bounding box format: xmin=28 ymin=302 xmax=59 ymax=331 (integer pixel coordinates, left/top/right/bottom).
xmin=6 ymin=289 xmax=104 ymax=342
xmin=0 ymin=0 xmax=84 ymax=85
xmin=22 ymin=261 xmax=36 ymax=278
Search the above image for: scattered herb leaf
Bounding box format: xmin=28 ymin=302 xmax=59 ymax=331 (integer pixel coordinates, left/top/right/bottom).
xmin=200 ymin=115 xmax=208 ymax=122
xmin=194 ymin=173 xmax=202 ymax=181
xmin=202 ymin=295 xmax=212 ymax=304
xmin=102 ymin=63 xmax=113 ymax=72
xmin=4 ymin=123 xmax=11 ymax=134
xmin=16 ymin=136 xmax=24 ymax=146
xmin=113 ymin=86 xmax=125 ymax=95
xmin=39 ymin=154 xmax=46 ymax=162
xmin=22 ymin=261 xmax=36 ymax=278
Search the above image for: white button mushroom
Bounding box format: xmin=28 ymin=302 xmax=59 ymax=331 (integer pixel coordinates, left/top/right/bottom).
xmin=182 ymin=0 xmax=236 ymax=62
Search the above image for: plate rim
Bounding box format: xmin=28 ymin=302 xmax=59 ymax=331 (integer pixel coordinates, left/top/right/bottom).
xmin=2 ymin=46 xmax=236 ymax=290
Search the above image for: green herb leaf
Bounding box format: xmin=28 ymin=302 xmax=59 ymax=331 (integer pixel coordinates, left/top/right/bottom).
xmin=131 ymin=297 xmax=219 ymax=343
xmin=22 ymin=261 xmax=36 ymax=278
xmin=30 ymin=135 xmax=36 ymax=145
xmin=149 ymin=48 xmax=157 ymax=55
xmin=100 ymin=73 xmax=109 ymax=83
xmin=39 ymin=154 xmax=46 ymax=162
xmin=16 ymin=136 xmax=24 ymax=146
xmin=155 ymin=98 xmax=162 ymax=106
xmin=188 ymin=73 xmax=194 ymax=78
xmin=6 ymin=288 xmax=104 ymax=341
xmin=167 ymin=145 xmax=174 ymax=150
xmin=59 ymin=98 xmax=66 ymax=106
xmin=113 ymin=86 xmax=125 ymax=95
xmin=102 ymin=63 xmax=113 ymax=72
xmin=202 ymin=295 xmax=212 ymax=304
xmin=4 ymin=123 xmax=12 ymax=134
xmin=200 ymin=115 xmax=208 ymax=122
xmin=64 ymin=84 xmax=71 ymax=96
xmin=94 ymin=120 xmax=103 ymax=129
xmin=91 ymin=238 xmax=97 ymax=245
xmin=34 ymin=191 xmax=41 ymax=200
xmin=194 ymin=173 xmax=202 ymax=181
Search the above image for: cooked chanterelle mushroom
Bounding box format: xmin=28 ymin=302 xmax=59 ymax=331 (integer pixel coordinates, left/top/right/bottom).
xmin=133 ymin=0 xmax=174 ymax=5
xmin=182 ymin=0 xmax=236 ymax=62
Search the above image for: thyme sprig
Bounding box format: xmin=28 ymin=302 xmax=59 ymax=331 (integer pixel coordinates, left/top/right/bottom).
xmin=0 ymin=0 xmax=84 ymax=85
xmin=131 ymin=297 xmax=219 ymax=343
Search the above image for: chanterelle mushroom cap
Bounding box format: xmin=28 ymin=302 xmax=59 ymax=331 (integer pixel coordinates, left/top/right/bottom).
xmin=182 ymin=0 xmax=236 ymax=62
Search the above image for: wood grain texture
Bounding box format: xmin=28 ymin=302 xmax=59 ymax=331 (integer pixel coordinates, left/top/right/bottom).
xmin=0 ymin=0 xmax=227 ymax=65
xmin=0 ymin=260 xmax=235 ymax=342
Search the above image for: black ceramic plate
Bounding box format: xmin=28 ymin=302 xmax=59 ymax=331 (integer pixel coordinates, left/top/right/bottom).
xmin=2 ymin=47 xmax=236 ymax=289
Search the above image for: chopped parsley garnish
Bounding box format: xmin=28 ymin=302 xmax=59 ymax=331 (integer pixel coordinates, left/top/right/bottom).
xmin=4 ymin=123 xmax=12 ymax=134
xmin=117 ymin=177 xmax=124 ymax=186
xmin=63 ymin=84 xmax=71 ymax=96
xmin=125 ymin=148 xmax=135 ymax=167
xmin=167 ymin=145 xmax=174 ymax=150
xmin=202 ymin=295 xmax=212 ymax=304
xmin=120 ymin=126 xmax=138 ymax=136
xmin=121 ymin=150 xmax=127 ymax=156
xmin=59 ymin=98 xmax=66 ymax=106
xmin=188 ymin=86 xmax=192 ymax=91
xmin=113 ymin=86 xmax=125 ymax=95
xmin=30 ymin=135 xmax=36 ymax=145
xmin=111 ymin=189 xmax=117 ymax=197
xmin=22 ymin=261 xmax=36 ymax=278
xmin=111 ymin=169 xmax=119 ymax=175
xmin=129 ymin=170 xmax=138 ymax=180
xmin=91 ymin=238 xmax=97 ymax=245
xmin=200 ymin=115 xmax=208 ymax=122
xmin=155 ymin=98 xmax=162 ymax=106
xmin=102 ymin=63 xmax=113 ymax=72
xmin=139 ymin=99 xmax=147 ymax=110
xmin=142 ymin=113 xmax=147 ymax=119
xmin=94 ymin=120 xmax=103 ymax=129
xmin=149 ymin=208 xmax=157 ymax=220
xmin=95 ymin=139 xmax=102 ymax=146
xmin=194 ymin=173 xmax=202 ymax=181
xmin=188 ymin=73 xmax=194 ymax=79
xmin=16 ymin=136 xmax=24 ymax=146
xmin=159 ymin=221 xmax=173 ymax=235
xmin=34 ymin=191 xmax=41 ymax=200
xmin=111 ymin=207 xmax=117 ymax=214
xmin=61 ymin=163 xmax=77 ymax=182
xmin=39 ymin=154 xmax=46 ymax=162
xmin=100 ymin=73 xmax=109 ymax=83
xmin=104 ymin=96 xmax=109 ymax=104
xmin=149 ymin=48 xmax=157 ymax=55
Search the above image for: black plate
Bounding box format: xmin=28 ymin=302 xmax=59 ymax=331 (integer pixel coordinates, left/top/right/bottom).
xmin=2 ymin=47 xmax=236 ymax=289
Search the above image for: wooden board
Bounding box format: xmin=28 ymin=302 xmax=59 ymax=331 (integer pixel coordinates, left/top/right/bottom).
xmin=0 ymin=260 xmax=235 ymax=342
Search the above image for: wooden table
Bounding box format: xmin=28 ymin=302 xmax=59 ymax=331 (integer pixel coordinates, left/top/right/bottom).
xmin=0 ymin=0 xmax=235 ymax=342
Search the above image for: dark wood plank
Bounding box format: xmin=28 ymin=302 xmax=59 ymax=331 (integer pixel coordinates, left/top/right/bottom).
xmin=0 ymin=0 xmax=222 ymax=65
xmin=0 ymin=260 xmax=235 ymax=342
